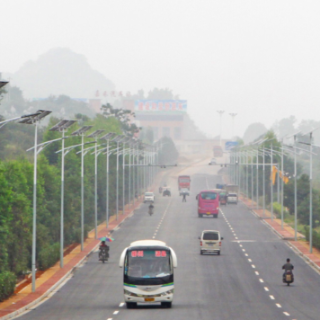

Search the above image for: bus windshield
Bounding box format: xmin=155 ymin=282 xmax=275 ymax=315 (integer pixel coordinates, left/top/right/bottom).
xmin=125 ymin=249 xmax=172 ymax=278
xmin=200 ymin=192 xmax=217 ymax=200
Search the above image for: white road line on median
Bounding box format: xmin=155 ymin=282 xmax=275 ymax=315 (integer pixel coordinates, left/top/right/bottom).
xmin=113 ymin=310 xmax=119 ymax=314
xmin=119 ymin=302 xmax=125 ymax=307
xmin=264 ymin=287 xmax=269 ymax=291
xmin=269 ymin=295 xmax=275 ymax=300
xmin=283 ymin=312 xmax=290 ymax=316
xmin=276 ymin=303 xmax=282 ymax=308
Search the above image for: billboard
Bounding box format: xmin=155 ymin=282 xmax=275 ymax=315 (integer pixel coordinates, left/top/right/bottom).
xmin=134 ymin=100 xmax=187 ymax=112
xmin=225 ymin=141 xmax=238 ymax=150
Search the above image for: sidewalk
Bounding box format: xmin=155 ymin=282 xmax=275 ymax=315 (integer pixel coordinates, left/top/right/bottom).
xmin=0 ymin=198 xmax=143 ymax=320
xmin=240 ymin=195 xmax=320 ymax=271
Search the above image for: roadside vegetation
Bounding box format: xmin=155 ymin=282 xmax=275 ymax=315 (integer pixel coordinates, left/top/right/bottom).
xmin=0 ymin=103 xmax=178 ymax=302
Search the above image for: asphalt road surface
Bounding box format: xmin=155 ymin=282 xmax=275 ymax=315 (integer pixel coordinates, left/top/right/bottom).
xmin=17 ymin=160 xmax=320 ymax=320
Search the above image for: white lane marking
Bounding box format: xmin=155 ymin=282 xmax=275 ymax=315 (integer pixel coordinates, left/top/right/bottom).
xmin=152 ymin=236 xmax=155 ymax=239
xmin=245 ymin=253 xmax=248 ymax=257
xmin=283 ymin=312 xmax=290 ymax=316
xmin=251 ymin=264 xmax=256 ymax=268
xmin=259 ymin=278 xmax=264 ymax=283
xmin=107 ymin=318 xmax=112 ymax=320
xmin=239 ymin=244 xmax=243 ymax=247
xmin=248 ymin=259 xmax=252 ymax=262
xmin=276 ymin=303 xmax=282 ymax=308
xmin=113 ymin=310 xmax=119 ymax=314
xmin=255 ymin=271 xmax=259 ymax=275
xmin=235 ymin=237 xmax=238 ymax=239
xmin=264 ymin=287 xmax=269 ymax=291
xmin=242 ymin=249 xmax=246 ymax=252
xmin=119 ymin=302 xmax=125 ymax=307
xmin=270 ymin=295 xmax=275 ymax=300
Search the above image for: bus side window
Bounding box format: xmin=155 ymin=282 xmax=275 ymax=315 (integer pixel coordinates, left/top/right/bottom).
xmin=124 ymin=256 xmax=128 ymax=275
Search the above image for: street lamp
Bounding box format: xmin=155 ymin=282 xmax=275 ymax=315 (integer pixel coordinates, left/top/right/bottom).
xmin=49 ymin=120 xmax=76 ymax=268
xmin=87 ymin=130 xmax=105 ymax=239
xmin=71 ymin=126 xmax=93 ymax=251
xmin=217 ymin=110 xmax=225 ymax=147
xmin=99 ymin=132 xmax=116 ymax=228
xmin=229 ymin=113 xmax=237 ymax=140
xmin=19 ymin=110 xmax=52 ymax=292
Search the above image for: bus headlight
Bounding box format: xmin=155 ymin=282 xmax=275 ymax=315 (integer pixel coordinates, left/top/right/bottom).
xmin=161 ymin=289 xmax=174 ymax=296
xmin=124 ymin=290 xmax=141 ymax=297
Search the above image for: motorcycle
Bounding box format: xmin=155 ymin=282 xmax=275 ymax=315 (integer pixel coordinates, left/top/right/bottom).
xmin=283 ymin=270 xmax=294 ymax=286
xmin=99 ymin=247 xmax=109 ymax=263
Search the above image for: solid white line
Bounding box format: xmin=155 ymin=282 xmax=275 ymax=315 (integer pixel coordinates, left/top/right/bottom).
xmin=269 ymin=295 xmax=275 ymax=300
xmin=283 ymin=312 xmax=290 ymax=316
xmin=113 ymin=310 xmax=119 ymax=314
xmin=276 ymin=303 xmax=282 ymax=308
xmin=264 ymin=287 xmax=269 ymax=291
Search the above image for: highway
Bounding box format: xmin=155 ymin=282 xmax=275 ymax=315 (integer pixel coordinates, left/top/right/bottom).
xmin=17 ymin=160 xmax=320 ymax=320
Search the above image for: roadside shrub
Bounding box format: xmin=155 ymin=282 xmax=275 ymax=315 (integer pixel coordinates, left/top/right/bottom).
xmin=0 ymin=271 xmax=16 ymax=302
xmin=304 ymin=227 xmax=320 ymax=250
xmin=38 ymin=243 xmax=60 ymax=271
xmin=272 ymin=202 xmax=289 ymax=217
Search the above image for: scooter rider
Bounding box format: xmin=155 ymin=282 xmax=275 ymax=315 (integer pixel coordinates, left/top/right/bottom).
xmin=148 ymin=203 xmax=154 ymax=215
xmin=282 ymin=258 xmax=294 ymax=276
xmin=99 ymin=240 xmax=109 ymax=260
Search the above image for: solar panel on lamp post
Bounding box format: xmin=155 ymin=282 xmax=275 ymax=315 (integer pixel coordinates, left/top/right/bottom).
xmin=71 ymin=126 xmax=93 ymax=251
xmin=49 ymin=120 xmax=76 ymax=268
xmin=86 ymin=130 xmax=105 ymax=239
xmin=19 ymin=110 xmax=52 ymax=292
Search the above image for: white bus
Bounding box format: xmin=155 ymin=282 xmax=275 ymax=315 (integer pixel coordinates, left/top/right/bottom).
xmin=119 ymin=239 xmax=177 ymax=309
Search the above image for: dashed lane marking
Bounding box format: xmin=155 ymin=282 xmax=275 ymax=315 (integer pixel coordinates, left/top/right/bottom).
xmin=119 ymin=302 xmax=125 ymax=307
xmin=259 ymin=278 xmax=264 ymax=283
xmin=276 ymin=303 xmax=282 ymax=308
xmin=283 ymin=312 xmax=290 ymax=316
xmin=264 ymin=287 xmax=269 ymax=291
xmin=255 ymin=271 xmax=259 ymax=275
xmin=252 ymin=264 xmax=256 ymax=268
xmin=270 ymin=295 xmax=275 ymax=300
xmin=113 ymin=310 xmax=119 ymax=314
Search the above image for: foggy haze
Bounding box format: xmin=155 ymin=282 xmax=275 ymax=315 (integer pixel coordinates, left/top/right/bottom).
xmin=1 ymin=0 xmax=320 ymax=138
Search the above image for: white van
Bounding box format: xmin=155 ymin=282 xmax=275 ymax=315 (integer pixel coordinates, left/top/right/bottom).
xmin=227 ymin=193 xmax=238 ymax=204
xmin=199 ymin=230 xmax=223 ymax=255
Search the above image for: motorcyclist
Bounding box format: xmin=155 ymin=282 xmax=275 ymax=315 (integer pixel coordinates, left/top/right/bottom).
xmin=99 ymin=240 xmax=109 ymax=260
xmin=282 ymin=258 xmax=294 ymax=277
xmin=148 ymin=203 xmax=154 ymax=215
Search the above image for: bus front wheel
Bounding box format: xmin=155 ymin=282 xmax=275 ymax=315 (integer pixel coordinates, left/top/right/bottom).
xmin=161 ymin=302 xmax=172 ymax=308
xmin=126 ymin=302 xmax=137 ymax=309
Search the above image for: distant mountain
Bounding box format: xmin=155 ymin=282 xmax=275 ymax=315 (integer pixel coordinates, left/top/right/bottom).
xmin=11 ymin=47 xmax=114 ymax=99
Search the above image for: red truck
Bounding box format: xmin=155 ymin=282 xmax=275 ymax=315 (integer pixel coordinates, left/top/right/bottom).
xmin=178 ymin=175 xmax=191 ymax=191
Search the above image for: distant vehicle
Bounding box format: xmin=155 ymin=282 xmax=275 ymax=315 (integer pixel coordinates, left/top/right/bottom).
xmin=213 ymin=145 xmax=223 ymax=158
xmin=119 ymin=240 xmax=178 ymax=308
xmin=199 ymin=230 xmax=223 ymax=255
xmin=163 ymin=187 xmax=171 ymax=197
xmin=227 ymin=193 xmax=238 ymax=204
xmin=225 ymin=184 xmax=239 ymax=204
xmin=179 ymin=187 xmax=190 ymax=196
xmin=196 ymin=190 xmax=219 ymax=218
xmin=178 ymin=175 xmax=191 ymax=191
xmin=219 ymin=192 xmax=228 ymax=205
xmin=208 ymin=158 xmax=217 ymax=165
xmin=216 ymin=183 xmax=225 ymax=189
xmin=144 ymin=192 xmax=155 ymax=203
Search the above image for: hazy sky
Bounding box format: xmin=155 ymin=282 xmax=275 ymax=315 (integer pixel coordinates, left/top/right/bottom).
xmin=1 ymin=0 xmax=320 ymax=138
